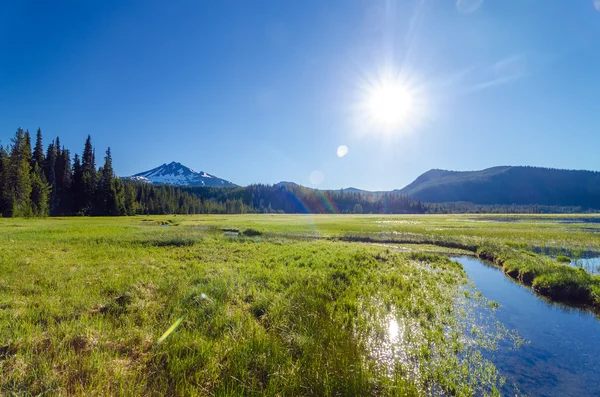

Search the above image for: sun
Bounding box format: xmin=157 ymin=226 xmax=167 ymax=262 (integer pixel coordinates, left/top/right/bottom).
xmin=355 ymin=69 xmax=424 ymax=137
xmin=368 ymin=82 xmax=413 ymax=128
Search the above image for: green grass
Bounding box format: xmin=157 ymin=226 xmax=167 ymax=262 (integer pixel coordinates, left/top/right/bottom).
xmin=0 ymin=216 xmax=513 ymax=396
xmin=1 ymin=213 xmax=599 ymax=395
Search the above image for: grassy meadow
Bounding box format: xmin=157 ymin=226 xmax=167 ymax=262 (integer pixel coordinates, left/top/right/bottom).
xmin=1 ymin=214 xmax=599 ymax=395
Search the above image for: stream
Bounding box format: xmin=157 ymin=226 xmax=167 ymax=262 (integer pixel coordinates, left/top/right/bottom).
xmin=452 ymin=256 xmax=600 ymax=397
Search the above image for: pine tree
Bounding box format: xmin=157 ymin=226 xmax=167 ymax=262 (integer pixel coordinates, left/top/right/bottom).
xmin=55 ymin=149 xmax=72 ymax=214
xmin=101 ymin=147 xmax=118 ymax=215
xmin=44 ymin=142 xmax=57 ymax=211
xmin=23 ymin=130 xmax=33 ymax=167
xmin=0 ymin=145 xmax=10 ymax=216
xmin=72 ymin=154 xmax=84 ymax=214
xmin=8 ymin=129 xmax=33 ymax=217
xmin=124 ymin=183 xmax=137 ymax=215
xmin=24 ymin=130 xmax=32 ymax=161
xmin=30 ymin=163 xmax=50 ymax=216
xmin=81 ymin=136 xmax=97 ymax=214
xmin=55 ymin=137 xmax=61 ymax=158
xmin=113 ymin=178 xmax=126 ymax=215
xmin=82 ymin=136 xmax=93 ymax=172
xmin=33 ymin=128 xmax=45 ymax=168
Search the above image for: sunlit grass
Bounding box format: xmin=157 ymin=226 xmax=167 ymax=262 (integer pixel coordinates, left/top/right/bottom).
xmin=1 ymin=213 xmax=598 ymax=395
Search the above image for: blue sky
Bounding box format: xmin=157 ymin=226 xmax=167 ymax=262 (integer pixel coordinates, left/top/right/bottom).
xmin=1 ymin=0 xmax=599 ymax=190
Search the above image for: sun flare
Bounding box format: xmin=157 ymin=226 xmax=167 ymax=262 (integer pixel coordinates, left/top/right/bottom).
xmin=368 ymin=83 xmax=413 ymax=127
xmin=356 ymin=69 xmax=424 ymax=137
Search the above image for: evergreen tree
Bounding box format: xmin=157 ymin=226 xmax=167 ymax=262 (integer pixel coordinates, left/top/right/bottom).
xmin=8 ymin=129 xmax=33 ymax=217
xmin=44 ymin=142 xmax=57 ymax=211
xmin=30 ymin=163 xmax=50 ymax=216
xmin=100 ymin=147 xmax=119 ymax=215
xmin=55 ymin=149 xmax=72 ymax=214
xmin=24 ymin=130 xmax=32 ymax=159
xmin=72 ymin=154 xmax=85 ymax=214
xmin=33 ymin=128 xmax=45 ymax=168
xmin=113 ymin=178 xmax=126 ymax=215
xmin=81 ymin=136 xmax=97 ymax=214
xmin=55 ymin=137 xmax=61 ymax=158
xmin=124 ymin=183 xmax=137 ymax=215
xmin=82 ymin=136 xmax=94 ymax=172
xmin=0 ymin=145 xmax=9 ymax=216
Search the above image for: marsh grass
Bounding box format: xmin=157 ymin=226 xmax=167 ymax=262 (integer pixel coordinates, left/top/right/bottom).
xmin=556 ymin=255 xmax=572 ymax=263
xmin=3 ymin=213 xmax=599 ymax=395
xmin=0 ymin=216 xmax=515 ymax=396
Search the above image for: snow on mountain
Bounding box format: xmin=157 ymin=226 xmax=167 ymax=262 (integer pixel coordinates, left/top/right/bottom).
xmin=129 ymin=175 xmax=152 ymax=183
xmin=129 ymin=162 xmax=237 ymax=187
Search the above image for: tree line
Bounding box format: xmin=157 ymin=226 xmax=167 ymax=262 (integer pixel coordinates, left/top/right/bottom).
xmin=3 ymin=128 xmax=589 ymax=217
xmin=0 ymin=128 xmax=222 ymax=217
xmin=0 ymin=128 xmax=132 ymax=216
xmin=424 ymin=202 xmax=595 ymax=214
xmin=181 ymin=183 xmax=426 ymax=214
xmin=0 ymin=128 xmax=428 ymax=217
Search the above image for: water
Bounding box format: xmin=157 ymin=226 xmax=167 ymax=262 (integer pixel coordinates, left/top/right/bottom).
xmin=452 ymin=256 xmax=600 ymax=397
xmin=531 ymin=246 xmax=600 ymax=274
xmin=569 ymin=257 xmax=600 ymax=275
xmin=465 ymin=216 xmax=600 ymax=224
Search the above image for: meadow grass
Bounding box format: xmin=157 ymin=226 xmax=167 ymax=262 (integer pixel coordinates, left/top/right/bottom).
xmin=1 ymin=214 xmax=598 ymax=395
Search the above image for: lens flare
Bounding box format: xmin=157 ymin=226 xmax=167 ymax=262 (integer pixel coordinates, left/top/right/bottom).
xmin=337 ymin=145 xmax=348 ymax=158
xmin=157 ymin=316 xmax=184 ymax=344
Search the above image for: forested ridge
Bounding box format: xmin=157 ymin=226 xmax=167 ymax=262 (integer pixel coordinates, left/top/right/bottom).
xmin=2 ymin=128 xmax=596 ymax=217
xmin=182 ymin=184 xmax=425 ymax=214
xmin=400 ymin=166 xmax=600 ymax=209
xmin=0 ymin=128 xmax=426 ymax=217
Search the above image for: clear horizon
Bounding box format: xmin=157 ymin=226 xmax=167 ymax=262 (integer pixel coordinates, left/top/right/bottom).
xmin=2 ymin=0 xmax=600 ymax=191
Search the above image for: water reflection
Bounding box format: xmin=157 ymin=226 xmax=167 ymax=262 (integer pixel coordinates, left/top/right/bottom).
xmin=569 ymin=257 xmax=600 ymax=274
xmin=362 ymin=286 xmax=509 ymax=395
xmin=453 ymin=256 xmax=600 ymax=396
xmin=388 ymin=317 xmax=399 ymax=342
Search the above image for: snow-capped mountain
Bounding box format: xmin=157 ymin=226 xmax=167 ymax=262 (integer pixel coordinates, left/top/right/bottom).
xmin=129 ymin=162 xmax=237 ymax=187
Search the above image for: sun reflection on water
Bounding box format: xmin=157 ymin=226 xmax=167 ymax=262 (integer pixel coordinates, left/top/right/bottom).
xmin=388 ymin=317 xmax=399 ymax=342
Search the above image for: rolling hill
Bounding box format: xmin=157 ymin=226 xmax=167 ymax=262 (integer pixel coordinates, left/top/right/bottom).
xmin=399 ymin=166 xmax=600 ymax=209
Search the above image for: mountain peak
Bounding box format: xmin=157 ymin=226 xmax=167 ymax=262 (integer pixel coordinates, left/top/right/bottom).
xmin=129 ymin=162 xmax=236 ymax=187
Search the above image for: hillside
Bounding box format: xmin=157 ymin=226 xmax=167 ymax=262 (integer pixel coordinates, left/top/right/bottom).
xmin=400 ymin=166 xmax=600 ymax=209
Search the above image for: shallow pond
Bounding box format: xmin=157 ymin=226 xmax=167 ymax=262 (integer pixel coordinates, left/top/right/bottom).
xmin=452 ymin=256 xmax=600 ymax=397
xmin=466 ymin=216 xmax=600 ymax=224
xmin=569 ymin=257 xmax=600 ymax=275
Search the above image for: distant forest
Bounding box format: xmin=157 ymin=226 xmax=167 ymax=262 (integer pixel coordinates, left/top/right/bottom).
xmin=182 ymin=185 xmax=426 ymax=214
xmin=0 ymin=128 xmax=595 ymax=217
xmin=400 ymin=166 xmax=600 ymax=210
xmin=0 ymin=128 xmax=426 ymax=217
xmin=0 ymin=129 xmax=212 ymax=217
